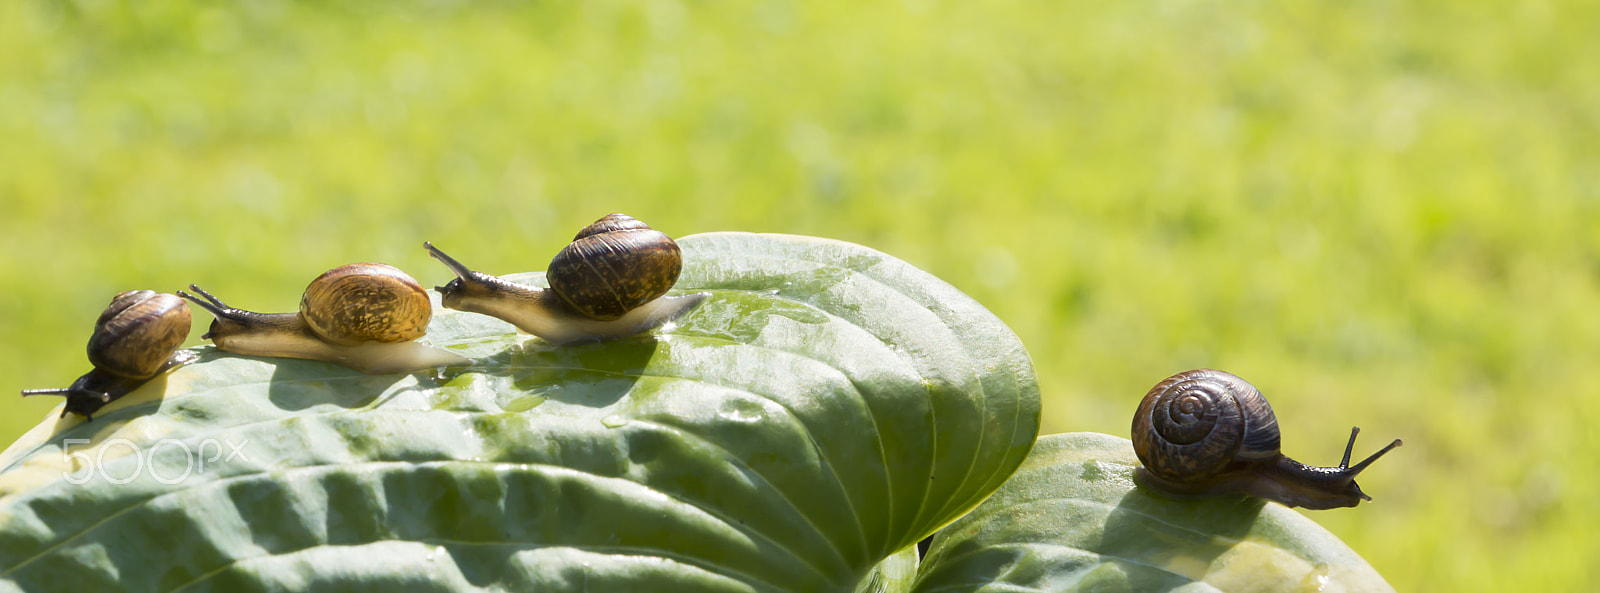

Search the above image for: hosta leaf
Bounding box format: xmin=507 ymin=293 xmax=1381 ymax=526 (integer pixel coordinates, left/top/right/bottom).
xmin=853 ymin=545 xmax=920 ymax=593
xmin=0 ymin=232 xmax=1039 ymax=592
xmin=912 ymin=433 xmax=1394 ymax=593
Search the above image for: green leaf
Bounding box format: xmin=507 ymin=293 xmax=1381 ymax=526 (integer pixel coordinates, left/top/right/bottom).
xmin=0 ymin=232 xmax=1039 ymax=592
xmin=912 ymin=433 xmax=1395 ymax=593
xmin=853 ymin=545 xmax=920 ymax=593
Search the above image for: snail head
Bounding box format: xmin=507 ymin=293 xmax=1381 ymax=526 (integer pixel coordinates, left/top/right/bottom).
xmin=1261 ymin=427 xmax=1403 ymax=509
xmin=21 ymin=374 xmax=114 ymax=419
xmin=424 ymin=242 xmax=544 ymax=312
xmin=177 ymin=285 xmax=267 ymax=342
xmin=1331 ymin=426 xmax=1404 ymax=502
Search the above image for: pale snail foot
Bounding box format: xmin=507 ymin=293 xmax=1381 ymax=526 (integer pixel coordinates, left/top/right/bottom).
xmin=513 ymin=292 xmax=710 ymax=344
xmin=199 ymin=326 xmax=472 ymax=375
xmin=303 ymin=340 xmax=474 ymax=375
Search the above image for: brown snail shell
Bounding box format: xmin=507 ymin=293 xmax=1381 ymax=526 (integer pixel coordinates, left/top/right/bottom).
xmin=1132 ymin=369 xmax=1280 ymax=483
xmin=547 ymin=213 xmax=683 ymax=321
xmin=89 ymin=290 xmax=193 ymax=379
xmin=300 ymin=263 xmax=432 ymax=345
xmin=22 ymin=290 xmax=196 ymax=420
xmin=1130 ymin=369 xmax=1402 ymax=510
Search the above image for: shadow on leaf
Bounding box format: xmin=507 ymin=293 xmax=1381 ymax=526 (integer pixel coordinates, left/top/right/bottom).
xmin=467 ymin=337 xmax=663 ymax=411
xmin=1097 ymin=487 xmax=1266 ymax=589
xmin=266 ymin=360 xmax=411 ymax=412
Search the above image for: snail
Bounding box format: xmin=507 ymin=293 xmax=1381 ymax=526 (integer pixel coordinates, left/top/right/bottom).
xmin=22 ymin=290 xmax=196 ymax=421
xmin=1130 ymin=369 xmax=1401 ymax=510
xmin=424 ymin=213 xmax=708 ymax=344
xmin=178 ymin=263 xmax=471 ymax=374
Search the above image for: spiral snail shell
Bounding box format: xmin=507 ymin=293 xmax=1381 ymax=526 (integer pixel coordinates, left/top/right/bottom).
xmin=1130 ymin=369 xmax=1401 ymax=510
xmin=179 ymin=263 xmax=470 ymax=374
xmin=22 ymin=290 xmax=196 ymax=420
xmin=425 ymin=213 xmax=708 ymax=344
xmin=298 ymin=264 xmax=433 ymax=345
xmin=549 ymin=213 xmax=685 ymax=321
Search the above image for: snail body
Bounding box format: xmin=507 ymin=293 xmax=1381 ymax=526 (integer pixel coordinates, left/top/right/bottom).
xmin=425 ymin=213 xmax=707 ymax=344
xmin=1130 ymin=369 xmax=1401 ymax=510
xmin=179 ymin=263 xmax=470 ymax=374
xmin=22 ymin=290 xmax=196 ymax=421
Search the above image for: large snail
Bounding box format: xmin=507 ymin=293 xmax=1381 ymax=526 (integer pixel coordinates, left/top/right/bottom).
xmin=178 ymin=263 xmax=471 ymax=374
xmin=1130 ymin=369 xmax=1401 ymax=510
xmin=22 ymin=290 xmax=196 ymax=421
xmin=424 ymin=213 xmax=708 ymax=344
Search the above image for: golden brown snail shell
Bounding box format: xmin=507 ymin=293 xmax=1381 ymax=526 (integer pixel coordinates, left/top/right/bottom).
xmin=300 ymin=263 xmax=432 ymax=346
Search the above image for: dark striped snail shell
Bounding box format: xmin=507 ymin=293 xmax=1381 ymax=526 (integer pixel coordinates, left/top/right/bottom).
xmin=22 ymin=290 xmax=195 ymax=421
xmin=1131 ymin=369 xmax=1402 ymax=510
xmin=547 ymin=213 xmax=684 ymax=321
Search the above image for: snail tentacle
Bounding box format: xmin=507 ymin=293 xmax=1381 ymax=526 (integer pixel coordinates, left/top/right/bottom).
xmin=1343 ymin=429 xmax=1404 ymax=474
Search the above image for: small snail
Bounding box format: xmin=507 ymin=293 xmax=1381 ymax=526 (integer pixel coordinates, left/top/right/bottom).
xmin=178 ymin=263 xmax=471 ymax=374
xmin=22 ymin=290 xmax=196 ymax=421
xmin=1130 ymin=369 xmax=1402 ymax=510
xmin=425 ymin=213 xmax=708 ymax=344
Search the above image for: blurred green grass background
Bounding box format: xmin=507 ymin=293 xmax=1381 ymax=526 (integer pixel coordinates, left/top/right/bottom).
xmin=3 ymin=0 xmax=1597 ymax=590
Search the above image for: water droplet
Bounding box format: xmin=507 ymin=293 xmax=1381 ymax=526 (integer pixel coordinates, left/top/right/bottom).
xmin=601 ymin=415 xmax=630 ymax=428
xmin=1301 ymin=563 xmax=1332 ymax=592
xmin=719 ymin=400 xmax=764 ymax=423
